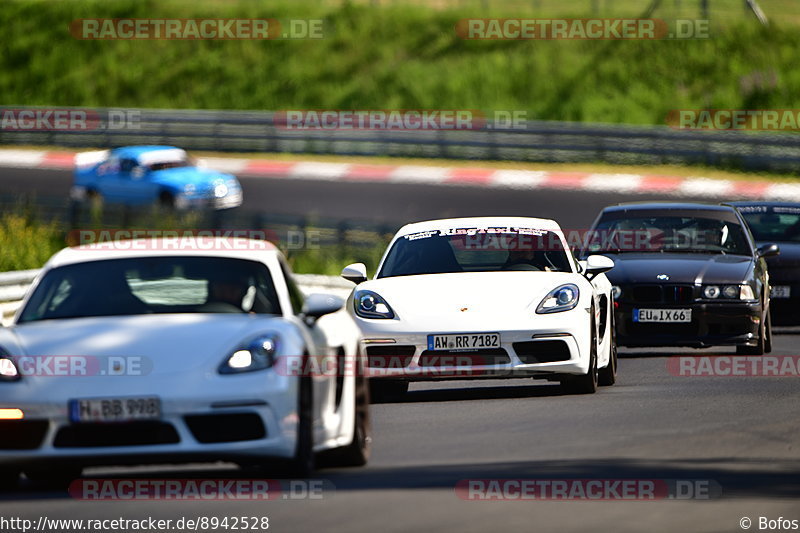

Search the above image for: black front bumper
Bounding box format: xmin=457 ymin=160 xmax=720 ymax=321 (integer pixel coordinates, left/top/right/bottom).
xmin=616 ymin=301 xmax=762 ymax=348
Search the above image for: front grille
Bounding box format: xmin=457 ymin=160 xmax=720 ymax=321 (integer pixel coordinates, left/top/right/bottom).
xmin=0 ymin=420 xmax=49 ymax=450
xmin=185 ymin=413 xmax=265 ymax=444
xmin=365 ymin=345 xmax=415 ymax=368
xmin=513 ymin=340 xmax=571 ymax=364
xmin=626 ymin=321 xmax=698 ymax=336
xmin=418 ymin=349 xmax=510 ymax=366
xmin=630 ymin=284 xmax=694 ymax=304
xmin=54 ymin=422 xmax=180 ymax=448
xmin=632 ymin=285 xmax=662 ymax=303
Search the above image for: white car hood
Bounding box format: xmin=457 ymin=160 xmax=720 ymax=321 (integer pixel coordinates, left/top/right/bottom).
xmin=360 ymin=271 xmax=582 ymax=322
xmin=2 ymin=314 xmax=285 ymax=374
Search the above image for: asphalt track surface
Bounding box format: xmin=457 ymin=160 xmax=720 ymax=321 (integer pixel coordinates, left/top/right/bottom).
xmin=0 ymin=166 xmax=798 ymax=532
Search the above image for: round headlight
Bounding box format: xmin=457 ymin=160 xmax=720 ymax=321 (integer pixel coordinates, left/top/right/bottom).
xmin=557 ymin=287 xmax=575 ymax=305
xmin=213 ymin=183 xmax=228 ymax=198
xmin=703 ymin=285 xmax=720 ymax=299
xmin=611 ymin=286 xmax=622 ymax=300
xmin=359 ymin=294 xmax=376 ymax=312
xmin=722 ymin=285 xmax=740 ymax=299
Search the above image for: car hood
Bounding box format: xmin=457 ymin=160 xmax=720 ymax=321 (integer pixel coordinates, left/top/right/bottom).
xmin=359 ymin=271 xmax=583 ymax=320
xmin=1 ymin=314 xmax=285 ymax=375
xmin=602 ymin=253 xmax=754 ymax=285
xmin=149 ymin=167 xmax=240 ymax=192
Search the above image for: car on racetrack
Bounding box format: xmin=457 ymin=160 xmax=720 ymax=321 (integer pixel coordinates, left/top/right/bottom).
xmin=581 ymin=202 xmax=778 ymax=354
xmin=341 ymin=217 xmax=617 ymax=400
xmin=728 ymin=201 xmax=800 ymax=326
xmin=0 ymin=238 xmax=369 ymax=488
xmin=71 ymin=145 xmax=243 ymax=210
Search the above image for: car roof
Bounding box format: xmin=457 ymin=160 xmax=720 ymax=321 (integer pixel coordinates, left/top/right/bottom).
xmin=727 ymin=201 xmax=800 ymax=208
xmin=43 ymin=238 xmax=280 ymax=270
xmin=111 ymin=145 xmax=182 ymax=159
xmin=395 ymin=216 xmax=563 ymax=236
xmin=602 ymin=202 xmax=736 ymax=213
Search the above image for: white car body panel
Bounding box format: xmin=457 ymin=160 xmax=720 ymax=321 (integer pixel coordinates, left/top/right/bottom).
xmin=347 ymin=217 xmax=615 ymax=382
xmin=0 ymin=239 xmax=361 ymax=468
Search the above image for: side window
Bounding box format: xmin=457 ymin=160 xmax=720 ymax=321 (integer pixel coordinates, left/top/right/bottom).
xmin=119 ymin=158 xmax=137 ymax=173
xmin=279 ymin=260 xmax=305 ymax=315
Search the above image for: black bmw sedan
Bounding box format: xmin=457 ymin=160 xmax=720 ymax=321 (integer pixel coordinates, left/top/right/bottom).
xmin=728 ymin=201 xmax=800 ymax=326
xmin=581 ymin=203 xmax=779 ymax=354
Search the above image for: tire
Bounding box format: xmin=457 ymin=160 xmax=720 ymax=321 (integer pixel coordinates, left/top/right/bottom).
xmin=562 ymin=311 xmax=598 ymax=394
xmin=24 ymin=465 xmax=82 ymax=489
xmin=158 ymin=191 xmax=175 ymax=209
xmin=598 ymin=310 xmax=617 ymax=387
xmin=286 ymin=376 xmax=315 ymax=477
xmin=317 ymin=374 xmax=372 ymax=468
xmin=0 ymin=468 xmax=20 ymax=492
xmin=369 ymin=379 xmax=409 ymax=403
xmin=737 ymin=307 xmax=767 ymax=356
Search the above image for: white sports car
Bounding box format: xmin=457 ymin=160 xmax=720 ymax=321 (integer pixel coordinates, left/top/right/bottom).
xmin=0 ymin=238 xmax=369 ymax=488
xmin=341 ymin=217 xmax=617 ymax=400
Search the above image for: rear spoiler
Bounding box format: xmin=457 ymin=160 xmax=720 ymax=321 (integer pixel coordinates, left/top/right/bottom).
xmin=74 ymin=149 xmax=110 ymax=169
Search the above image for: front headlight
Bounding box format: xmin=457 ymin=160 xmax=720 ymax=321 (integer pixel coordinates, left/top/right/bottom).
xmin=354 ymin=290 xmax=395 ymax=319
xmin=219 ymin=334 xmax=278 ymax=374
xmin=703 ymin=284 xmax=755 ymax=300
xmin=213 ymin=183 xmax=229 ymax=198
xmin=611 ymin=286 xmax=622 ymax=300
xmin=536 ymin=284 xmax=580 ymax=314
xmin=0 ymin=349 xmax=20 ymax=382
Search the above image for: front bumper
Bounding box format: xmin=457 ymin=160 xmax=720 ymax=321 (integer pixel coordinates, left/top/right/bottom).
xmin=615 ymin=301 xmax=762 ymax=348
xmin=0 ymin=371 xmax=298 ymax=468
xmin=356 ymin=317 xmax=591 ymax=382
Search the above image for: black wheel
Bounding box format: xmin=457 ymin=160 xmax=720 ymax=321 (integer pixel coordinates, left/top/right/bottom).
xmin=764 ymin=308 xmax=773 ymax=354
xmin=369 ymin=379 xmax=409 ymax=403
xmin=737 ymin=308 xmax=767 ymax=356
xmin=317 ymin=374 xmax=372 ymax=468
xmin=598 ymin=310 xmax=617 ymax=387
xmin=562 ymin=311 xmax=598 ymax=394
xmin=24 ymin=465 xmax=82 ymax=489
xmin=286 ymin=376 xmax=315 ymax=477
xmin=0 ymin=468 xmax=20 ymax=492
xmin=158 ymin=191 xmax=175 ymax=209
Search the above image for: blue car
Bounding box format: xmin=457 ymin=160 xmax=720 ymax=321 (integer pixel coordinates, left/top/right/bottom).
xmin=71 ymin=145 xmax=243 ymax=210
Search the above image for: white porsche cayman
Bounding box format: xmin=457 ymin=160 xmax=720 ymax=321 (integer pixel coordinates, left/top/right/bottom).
xmin=0 ymin=238 xmax=369 ymax=488
xmin=341 ymin=217 xmax=617 ymax=399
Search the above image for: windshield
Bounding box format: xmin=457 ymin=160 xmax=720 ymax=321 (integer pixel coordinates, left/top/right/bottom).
xmin=738 ymin=206 xmax=800 ymax=243
xmin=147 ymin=159 xmax=191 ymax=171
xmin=378 ymin=229 xmax=573 ymax=278
xmin=18 ymin=256 xmax=281 ymax=323
xmin=584 ymin=215 xmax=752 ymax=255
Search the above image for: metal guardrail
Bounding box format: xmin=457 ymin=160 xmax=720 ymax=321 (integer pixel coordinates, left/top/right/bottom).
xmin=0 ymin=269 xmax=352 ymax=326
xmin=1 ymin=107 xmax=799 ymax=173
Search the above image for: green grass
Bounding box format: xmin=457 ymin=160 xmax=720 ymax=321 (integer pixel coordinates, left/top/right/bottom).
xmin=1 ymin=0 xmax=799 ymax=126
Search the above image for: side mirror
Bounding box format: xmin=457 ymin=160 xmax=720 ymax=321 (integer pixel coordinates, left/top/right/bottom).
xmin=341 ymin=263 xmax=368 ymax=284
xmin=757 ymin=243 xmax=780 ymax=258
xmin=302 ymin=293 xmax=344 ymax=321
xmin=584 ymin=255 xmax=614 ymax=279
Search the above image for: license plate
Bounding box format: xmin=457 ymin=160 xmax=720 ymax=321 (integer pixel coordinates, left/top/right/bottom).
xmin=427 ymin=333 xmax=500 ymax=351
xmin=771 ymin=285 xmax=791 ymax=299
xmin=633 ymin=308 xmax=692 ymax=323
xmin=70 ymin=397 xmax=161 ymax=423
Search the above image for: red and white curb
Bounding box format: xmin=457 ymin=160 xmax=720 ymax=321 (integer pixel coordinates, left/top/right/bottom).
xmin=2 ymin=148 xmax=799 ymax=201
